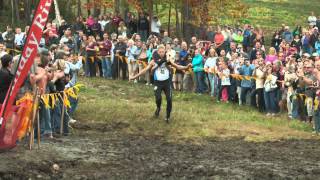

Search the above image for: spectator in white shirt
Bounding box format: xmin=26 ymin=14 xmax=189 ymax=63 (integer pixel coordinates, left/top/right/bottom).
xmin=98 ymin=15 xmax=108 ymax=32
xmin=151 ymin=16 xmax=161 ymax=37
xmin=14 ymin=28 xmax=25 ymax=51
xmin=308 ymin=12 xmax=317 ymax=27
xmin=0 ymin=43 xmax=7 ymax=65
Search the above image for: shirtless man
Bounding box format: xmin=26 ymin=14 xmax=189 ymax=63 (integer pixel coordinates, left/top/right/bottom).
xmin=30 ymin=52 xmax=54 ymax=138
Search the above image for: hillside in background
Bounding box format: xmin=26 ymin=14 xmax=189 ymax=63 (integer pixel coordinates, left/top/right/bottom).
xmin=241 ymin=0 xmax=318 ymax=31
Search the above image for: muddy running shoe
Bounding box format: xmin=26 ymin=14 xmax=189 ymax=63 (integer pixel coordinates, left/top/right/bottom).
xmin=69 ymin=118 xmax=77 ymax=124
xmin=154 ymin=108 xmax=160 ymax=118
xmin=165 ymin=117 xmax=170 ymax=123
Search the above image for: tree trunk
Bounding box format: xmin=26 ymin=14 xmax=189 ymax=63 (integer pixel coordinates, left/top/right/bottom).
xmin=14 ymin=0 xmax=20 ymax=23
xmin=0 ymin=0 xmax=4 ymax=10
xmin=148 ymin=0 xmax=153 ymax=33
xmin=66 ymin=0 xmax=71 ymax=18
xmin=77 ymin=0 xmax=81 ymax=17
xmin=114 ymin=0 xmax=120 ymax=13
xmin=11 ymin=0 xmax=14 ymax=25
xmin=167 ymin=0 xmax=172 ymax=35
xmin=119 ymin=0 xmax=128 ymax=17
xmin=155 ymin=0 xmax=158 ymax=15
xmin=181 ymin=0 xmax=194 ymax=41
xmin=87 ymin=0 xmax=90 ymax=16
xmin=24 ymin=0 xmax=31 ymax=23
xmin=181 ymin=0 xmax=186 ymax=39
xmin=93 ymin=1 xmax=100 ymax=17
xmin=175 ymin=1 xmax=180 ymax=38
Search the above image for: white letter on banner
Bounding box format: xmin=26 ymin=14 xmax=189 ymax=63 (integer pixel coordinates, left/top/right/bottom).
xmin=34 ymin=6 xmax=46 ymax=30
xmin=29 ymin=32 xmax=39 ymax=47
xmin=34 ymin=0 xmax=52 ymax=30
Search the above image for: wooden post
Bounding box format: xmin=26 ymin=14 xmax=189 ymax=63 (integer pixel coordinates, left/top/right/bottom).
xmin=29 ymin=87 xmax=39 ymax=150
xmin=60 ymin=93 xmax=65 ymax=135
xmin=36 ymin=109 xmax=40 ymax=149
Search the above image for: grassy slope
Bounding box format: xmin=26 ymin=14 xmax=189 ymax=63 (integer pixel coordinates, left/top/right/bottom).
xmin=242 ymin=0 xmax=319 ymax=30
xmin=75 ymin=77 xmax=319 ymax=142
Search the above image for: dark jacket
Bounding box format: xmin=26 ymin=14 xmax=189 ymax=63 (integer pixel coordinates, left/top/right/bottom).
xmin=249 ymin=48 xmax=266 ymax=61
xmin=137 ymin=17 xmax=149 ymax=31
xmin=310 ymin=33 xmax=319 ymax=48
xmin=0 ymin=68 xmax=13 ymax=103
xmin=113 ymin=42 xmax=127 ymax=56
xmin=73 ymin=22 xmax=86 ymax=33
xmin=271 ymin=35 xmax=282 ymax=49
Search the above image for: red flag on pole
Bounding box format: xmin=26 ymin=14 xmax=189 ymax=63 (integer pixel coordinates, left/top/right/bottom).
xmin=0 ymin=0 xmax=53 ymax=143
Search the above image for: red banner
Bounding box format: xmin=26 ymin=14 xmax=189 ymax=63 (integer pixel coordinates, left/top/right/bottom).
xmin=0 ymin=0 xmax=52 ymax=121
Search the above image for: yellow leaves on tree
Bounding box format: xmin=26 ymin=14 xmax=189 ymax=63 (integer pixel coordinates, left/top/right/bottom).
xmin=83 ymin=0 xmax=113 ymax=10
xmin=127 ymin=0 xmax=143 ymax=13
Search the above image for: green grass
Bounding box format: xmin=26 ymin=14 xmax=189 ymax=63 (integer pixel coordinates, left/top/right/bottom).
xmin=242 ymin=0 xmax=318 ymax=30
xmin=74 ymin=77 xmax=319 ymax=143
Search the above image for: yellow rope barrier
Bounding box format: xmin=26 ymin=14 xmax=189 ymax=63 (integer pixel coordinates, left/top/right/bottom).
xmin=17 ymin=84 xmax=84 ymax=109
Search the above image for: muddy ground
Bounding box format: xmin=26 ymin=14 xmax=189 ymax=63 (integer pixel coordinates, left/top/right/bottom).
xmin=0 ymin=120 xmax=320 ymax=180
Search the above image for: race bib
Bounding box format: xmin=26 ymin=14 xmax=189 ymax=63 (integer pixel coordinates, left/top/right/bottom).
xmin=154 ymin=64 xmax=170 ymax=81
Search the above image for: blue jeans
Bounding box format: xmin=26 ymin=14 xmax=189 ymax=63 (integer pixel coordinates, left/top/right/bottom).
xmin=101 ymin=56 xmax=112 ymax=78
xmin=74 ymin=34 xmax=80 ymax=54
xmin=264 ymin=90 xmax=278 ymax=113
xmin=314 ymin=110 xmax=320 ymax=133
xmin=39 ymin=101 xmax=52 ymax=135
xmin=85 ymin=55 xmax=90 ymax=77
xmin=51 ymin=99 xmax=70 ymax=134
xmin=68 ymin=96 xmax=78 ymax=117
xmin=240 ymin=87 xmax=252 ymax=105
xmin=229 ymin=77 xmax=237 ymax=102
xmin=303 ymin=45 xmax=312 ymax=54
xmin=291 ymin=95 xmax=299 ymax=119
xmin=194 ymin=71 xmax=206 ymax=93
xmin=208 ymin=73 xmax=218 ymax=97
xmin=139 ymin=30 xmax=148 ymax=42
